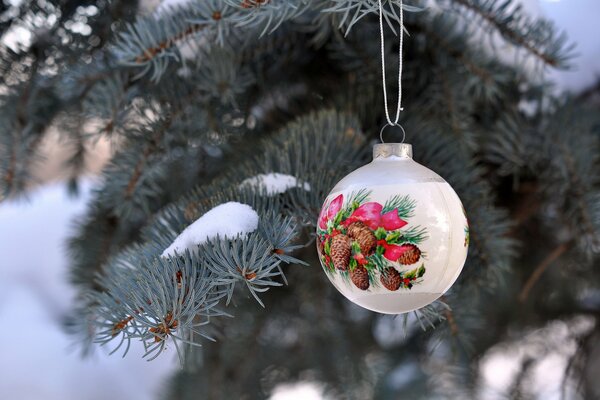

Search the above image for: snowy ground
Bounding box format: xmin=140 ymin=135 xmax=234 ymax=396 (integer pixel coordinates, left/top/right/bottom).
xmin=0 ymin=181 xmax=178 ymax=400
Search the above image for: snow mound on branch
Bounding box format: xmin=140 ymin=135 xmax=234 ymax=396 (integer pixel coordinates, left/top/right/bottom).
xmin=154 ymin=0 xmax=193 ymax=16
xmin=161 ymin=202 xmax=259 ymax=257
xmin=240 ymin=173 xmax=311 ymax=196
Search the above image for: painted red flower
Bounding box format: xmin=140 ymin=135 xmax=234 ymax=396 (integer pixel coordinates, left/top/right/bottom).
xmin=317 ymin=206 xmax=328 ymax=230
xmin=380 ymin=208 xmax=408 ymax=230
xmin=327 ymin=195 xmax=343 ymax=220
xmin=378 ymin=242 xmax=414 ymax=262
xmin=353 ymin=253 xmax=369 ymax=265
xmin=321 ymin=197 xmax=409 ymax=232
xmin=342 ymin=202 xmax=383 ymax=230
xmin=318 ymin=194 xmax=344 ymax=229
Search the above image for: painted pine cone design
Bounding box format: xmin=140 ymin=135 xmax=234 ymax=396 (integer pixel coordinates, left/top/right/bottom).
xmin=350 ymin=265 xmax=370 ymax=290
xmin=347 ymin=222 xmax=376 ymax=255
xmin=397 ymin=243 xmax=421 ymax=265
xmin=330 ymin=234 xmax=351 ymax=271
xmin=317 ymin=191 xmax=428 ymax=292
xmin=380 ymin=268 xmax=402 ymax=291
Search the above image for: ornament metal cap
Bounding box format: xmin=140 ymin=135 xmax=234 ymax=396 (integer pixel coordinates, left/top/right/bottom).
xmin=373 ymin=143 xmax=412 ymax=159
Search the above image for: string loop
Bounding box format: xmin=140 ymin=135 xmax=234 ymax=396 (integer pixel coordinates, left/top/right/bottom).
xmin=378 ymin=0 xmax=405 ymax=137
xmin=379 ymin=123 xmax=406 ymax=144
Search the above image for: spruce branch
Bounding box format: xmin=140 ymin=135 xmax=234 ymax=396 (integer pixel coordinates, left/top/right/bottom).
xmin=68 ymin=211 xmax=121 ymax=290
xmin=414 ymin=13 xmax=513 ymax=104
xmin=94 ymin=119 xmax=168 ymax=220
xmin=439 ymin=66 xmax=472 ymax=146
xmin=445 ymin=0 xmax=574 ymax=68
xmin=518 ymin=241 xmax=572 ymax=303
xmin=224 ymin=0 xmax=310 ymax=36
xmin=110 ymin=4 xmax=228 ymax=81
xmin=323 ymin=0 xmax=423 ymax=34
xmin=532 ymin=102 xmax=600 ymax=255
xmin=73 ymin=109 xmax=366 ymax=362
xmin=81 ymin=72 xmax=135 ymax=138
xmin=0 ymin=84 xmax=50 ymax=198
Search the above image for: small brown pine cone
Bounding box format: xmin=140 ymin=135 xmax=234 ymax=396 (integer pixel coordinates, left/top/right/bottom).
xmin=350 ymin=265 xmax=370 ymax=290
xmin=347 ymin=222 xmax=377 ymax=256
xmin=380 ymin=268 xmax=402 ymax=291
xmin=398 ymin=244 xmax=421 ymax=265
xmin=330 ymin=234 xmax=351 ymax=271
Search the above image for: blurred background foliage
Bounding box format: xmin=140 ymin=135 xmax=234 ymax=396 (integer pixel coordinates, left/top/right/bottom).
xmin=0 ymin=0 xmax=599 ymax=399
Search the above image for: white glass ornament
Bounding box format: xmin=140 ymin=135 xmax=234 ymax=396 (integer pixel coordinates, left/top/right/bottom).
xmin=316 ymin=143 xmax=469 ymax=314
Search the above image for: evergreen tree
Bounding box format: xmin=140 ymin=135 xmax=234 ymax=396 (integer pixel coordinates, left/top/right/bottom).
xmin=1 ymin=0 xmax=598 ymax=398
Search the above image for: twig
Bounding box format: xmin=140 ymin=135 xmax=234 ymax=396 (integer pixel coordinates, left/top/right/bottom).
xmin=419 ymin=23 xmax=494 ymax=84
xmin=444 ymin=307 xmax=459 ymax=336
xmin=518 ymin=241 xmax=571 ymax=302
xmin=134 ymin=24 xmax=206 ymax=64
xmin=439 ymin=68 xmax=462 ymax=140
xmin=508 ymin=182 xmax=540 ymax=234
xmin=452 ymin=0 xmax=561 ymax=67
xmin=439 ymin=295 xmax=459 ymax=336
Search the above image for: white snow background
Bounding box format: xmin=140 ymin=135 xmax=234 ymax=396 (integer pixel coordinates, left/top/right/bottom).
xmin=0 ymin=180 xmax=177 ymax=400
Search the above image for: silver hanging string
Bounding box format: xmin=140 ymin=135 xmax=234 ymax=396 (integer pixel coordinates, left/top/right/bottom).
xmin=378 ymin=0 xmax=405 ymax=143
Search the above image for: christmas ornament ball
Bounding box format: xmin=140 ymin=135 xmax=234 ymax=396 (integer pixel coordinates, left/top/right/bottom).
xmin=316 ymin=143 xmax=469 ymax=314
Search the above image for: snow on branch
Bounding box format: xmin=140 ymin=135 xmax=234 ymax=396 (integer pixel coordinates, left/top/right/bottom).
xmin=239 ymin=172 xmax=311 ymax=196
xmin=161 ymin=202 xmax=259 ymax=257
